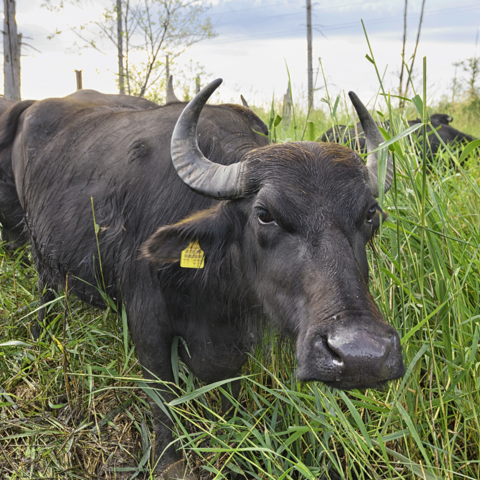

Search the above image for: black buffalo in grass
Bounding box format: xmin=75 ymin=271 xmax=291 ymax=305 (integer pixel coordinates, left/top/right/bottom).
xmin=408 ymin=114 xmax=475 ymax=158
xmin=320 ymin=112 xmax=475 ymax=162
xmin=2 ymin=80 xmax=404 ymax=478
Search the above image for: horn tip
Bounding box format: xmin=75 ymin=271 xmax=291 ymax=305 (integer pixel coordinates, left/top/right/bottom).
xmin=198 ymin=78 xmax=223 ymax=99
xmin=348 ymin=91 xmax=359 ymax=102
xmin=166 ymin=75 xmax=181 ymax=104
xmin=240 ymin=94 xmax=250 ymax=108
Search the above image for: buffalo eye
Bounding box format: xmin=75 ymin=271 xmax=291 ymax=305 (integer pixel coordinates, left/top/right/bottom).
xmin=366 ymin=205 xmax=377 ymax=223
xmin=257 ymin=209 xmax=277 ymax=226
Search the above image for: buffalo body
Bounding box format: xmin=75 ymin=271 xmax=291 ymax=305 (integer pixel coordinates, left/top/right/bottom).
xmin=320 ymin=112 xmax=475 ymax=162
xmin=4 ymin=83 xmax=404 ymax=478
xmin=0 ymin=90 xmax=157 ymax=252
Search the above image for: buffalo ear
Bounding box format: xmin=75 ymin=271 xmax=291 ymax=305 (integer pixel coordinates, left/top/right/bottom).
xmin=142 ymin=203 xmax=243 ymax=263
xmin=142 ymin=228 xmax=190 ymax=262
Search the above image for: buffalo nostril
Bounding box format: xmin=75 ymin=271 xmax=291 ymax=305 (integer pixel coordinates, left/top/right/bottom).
xmin=315 ymin=337 xmax=344 ymax=367
xmin=332 ymin=357 xmax=343 ymax=367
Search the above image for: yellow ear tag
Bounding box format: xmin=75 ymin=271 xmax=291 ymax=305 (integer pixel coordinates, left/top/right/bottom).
xmin=180 ymin=240 xmax=205 ymax=269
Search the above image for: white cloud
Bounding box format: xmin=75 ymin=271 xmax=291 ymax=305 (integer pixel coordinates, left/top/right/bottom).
xmin=2 ymin=0 xmax=479 ymax=104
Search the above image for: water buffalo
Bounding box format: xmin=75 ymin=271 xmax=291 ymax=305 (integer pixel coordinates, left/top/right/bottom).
xmin=321 ymin=112 xmax=473 ymax=161
xmin=7 ymin=79 xmax=404 ymax=478
xmin=0 ymin=91 xmax=157 ymax=253
xmin=408 ymin=115 xmax=475 ymax=159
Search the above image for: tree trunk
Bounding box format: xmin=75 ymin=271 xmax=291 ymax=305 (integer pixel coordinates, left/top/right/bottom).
xmin=282 ymin=83 xmax=292 ymax=126
xmin=404 ymin=0 xmax=426 ymax=100
xmin=75 ymin=70 xmax=83 ymax=90
xmin=117 ymin=0 xmax=125 ymax=94
xmin=3 ymin=0 xmax=21 ymax=100
xmin=398 ymin=0 xmax=407 ymax=108
xmin=166 ymin=54 xmax=169 ymax=83
xmin=306 ymin=0 xmax=313 ymax=109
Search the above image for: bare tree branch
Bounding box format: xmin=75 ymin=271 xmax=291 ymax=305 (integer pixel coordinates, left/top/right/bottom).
xmin=43 ymin=0 xmax=216 ymax=97
xmin=398 ymin=0 xmax=407 ymax=108
xmin=404 ymin=0 xmax=426 ymax=100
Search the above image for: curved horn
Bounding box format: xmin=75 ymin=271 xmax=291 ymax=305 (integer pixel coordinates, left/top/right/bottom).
xmin=171 ymin=78 xmax=246 ymax=199
xmin=166 ymin=75 xmax=181 ymax=104
xmin=240 ymin=94 xmax=250 ymax=108
xmin=348 ymin=91 xmax=393 ymax=197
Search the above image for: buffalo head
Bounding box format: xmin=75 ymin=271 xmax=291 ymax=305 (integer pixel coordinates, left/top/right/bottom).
xmin=143 ymin=79 xmax=404 ymax=390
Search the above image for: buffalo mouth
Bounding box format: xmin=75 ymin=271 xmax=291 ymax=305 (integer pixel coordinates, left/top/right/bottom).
xmin=309 ymin=376 xmax=400 ymax=392
xmin=297 ymin=370 xmax=404 ymax=392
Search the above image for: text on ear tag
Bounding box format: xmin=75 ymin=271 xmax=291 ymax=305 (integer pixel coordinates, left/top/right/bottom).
xmin=180 ymin=240 xmax=205 ymax=269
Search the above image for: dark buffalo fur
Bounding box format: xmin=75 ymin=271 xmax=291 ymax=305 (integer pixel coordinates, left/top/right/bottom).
xmin=7 ymin=93 xmax=404 ymax=478
xmin=430 ymin=113 xmax=453 ymax=125
xmin=0 ymin=91 xmax=157 ymax=253
xmin=0 ymin=99 xmax=36 ymax=250
xmin=67 ymin=89 xmax=158 ymax=110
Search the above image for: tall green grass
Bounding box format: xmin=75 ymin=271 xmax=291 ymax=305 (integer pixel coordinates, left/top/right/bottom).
xmin=1 ymin=54 xmax=480 ymax=479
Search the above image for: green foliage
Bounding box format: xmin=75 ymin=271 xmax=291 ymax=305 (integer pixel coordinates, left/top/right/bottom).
xmin=461 ymin=56 xmax=480 ymax=100
xmin=435 ymin=95 xmax=480 ymax=138
xmin=437 ymin=52 xmax=480 ymax=130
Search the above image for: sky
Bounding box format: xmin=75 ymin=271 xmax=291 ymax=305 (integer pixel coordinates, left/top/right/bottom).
xmin=4 ymin=0 xmax=480 ymax=109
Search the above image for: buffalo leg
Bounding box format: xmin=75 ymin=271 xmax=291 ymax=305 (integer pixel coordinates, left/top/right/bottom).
xmin=221 ymin=379 xmax=241 ymax=417
xmin=139 ymin=359 xmax=197 ymax=479
xmin=32 ymin=279 xmax=56 ymax=340
xmin=129 ymin=313 xmax=196 ymax=479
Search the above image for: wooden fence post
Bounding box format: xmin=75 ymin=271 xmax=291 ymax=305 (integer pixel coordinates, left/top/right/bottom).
xmin=282 ymin=84 xmax=292 ymax=125
xmin=3 ymin=0 xmax=21 ymax=100
xmin=75 ymin=70 xmax=83 ymax=90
